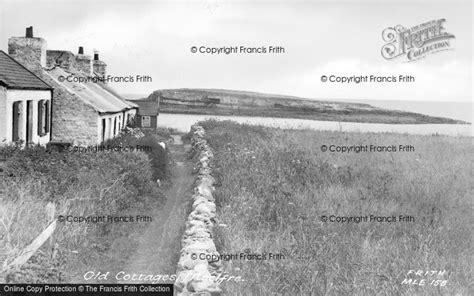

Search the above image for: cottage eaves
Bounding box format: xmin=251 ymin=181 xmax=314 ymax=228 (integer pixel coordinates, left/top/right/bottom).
xmin=43 ymin=67 xmax=137 ymax=114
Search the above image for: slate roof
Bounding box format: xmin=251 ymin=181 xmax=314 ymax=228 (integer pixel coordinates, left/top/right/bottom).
xmin=0 ymin=50 xmax=51 ymax=90
xmin=131 ymin=99 xmax=159 ymax=116
xmin=43 ymin=67 xmax=137 ymax=114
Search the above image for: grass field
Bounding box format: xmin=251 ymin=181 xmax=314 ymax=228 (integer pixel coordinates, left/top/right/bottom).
xmin=199 ymin=120 xmax=473 ymax=296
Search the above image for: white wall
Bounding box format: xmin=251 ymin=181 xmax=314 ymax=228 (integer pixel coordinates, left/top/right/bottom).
xmin=0 ymin=87 xmax=6 ymax=143
xmin=96 ymin=108 xmax=137 ymax=144
xmin=2 ymin=89 xmax=51 ymax=146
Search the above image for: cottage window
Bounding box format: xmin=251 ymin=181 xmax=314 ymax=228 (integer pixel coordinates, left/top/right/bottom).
xmin=142 ymin=116 xmax=151 ymax=127
xmin=45 ymin=100 xmax=50 ymax=133
xmin=37 ymin=100 xmax=44 ymax=136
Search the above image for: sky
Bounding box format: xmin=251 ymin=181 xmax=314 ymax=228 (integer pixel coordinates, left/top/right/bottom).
xmin=0 ymin=0 xmax=472 ymax=104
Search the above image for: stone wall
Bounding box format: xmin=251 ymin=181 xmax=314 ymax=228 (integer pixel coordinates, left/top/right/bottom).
xmin=46 ymin=50 xmax=76 ymax=71
xmin=174 ymin=125 xmax=223 ymax=296
xmin=41 ymin=74 xmax=99 ymax=145
xmin=93 ymin=59 xmax=107 ymax=77
xmin=75 ymin=55 xmax=93 ymax=76
xmin=8 ymin=37 xmax=47 ymax=78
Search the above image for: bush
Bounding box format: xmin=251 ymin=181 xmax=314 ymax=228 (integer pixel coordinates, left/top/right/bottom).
xmin=105 ymin=128 xmax=169 ymax=180
xmin=0 ymin=131 xmax=167 ymax=283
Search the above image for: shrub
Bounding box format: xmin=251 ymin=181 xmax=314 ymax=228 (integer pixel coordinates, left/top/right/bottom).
xmin=105 ymin=128 xmax=169 ymax=180
xmin=0 ymin=131 xmax=167 ymax=283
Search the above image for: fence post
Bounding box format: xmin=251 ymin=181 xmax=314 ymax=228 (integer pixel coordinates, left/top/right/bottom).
xmin=1 ymin=203 xmax=57 ymax=273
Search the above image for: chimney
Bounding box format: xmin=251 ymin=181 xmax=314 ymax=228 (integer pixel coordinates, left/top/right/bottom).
xmin=26 ymin=26 xmax=33 ymax=38
xmin=75 ymin=46 xmax=93 ymax=76
xmin=8 ymin=26 xmax=47 ymax=77
xmin=92 ymin=49 xmax=107 ymax=78
xmin=46 ymin=50 xmax=76 ymax=70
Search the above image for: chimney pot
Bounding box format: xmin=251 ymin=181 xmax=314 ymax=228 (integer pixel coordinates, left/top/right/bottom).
xmin=93 ymin=51 xmax=99 ymax=61
xmin=26 ymin=26 xmax=33 ymax=38
xmin=78 ymin=46 xmax=84 ymax=55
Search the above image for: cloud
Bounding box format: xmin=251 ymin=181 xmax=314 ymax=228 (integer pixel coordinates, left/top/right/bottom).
xmin=259 ymin=57 xmax=471 ymax=102
xmin=1 ymin=0 xmax=470 ymax=102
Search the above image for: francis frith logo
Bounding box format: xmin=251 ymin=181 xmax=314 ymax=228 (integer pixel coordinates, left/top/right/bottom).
xmin=381 ymin=19 xmax=455 ymax=61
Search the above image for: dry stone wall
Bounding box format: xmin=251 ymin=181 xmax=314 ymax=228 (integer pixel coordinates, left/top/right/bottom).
xmin=174 ymin=124 xmax=223 ymax=296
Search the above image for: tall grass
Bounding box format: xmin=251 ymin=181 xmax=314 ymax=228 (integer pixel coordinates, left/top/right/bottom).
xmin=199 ymin=120 xmax=473 ymax=296
xmin=0 ymin=129 xmax=169 ymax=283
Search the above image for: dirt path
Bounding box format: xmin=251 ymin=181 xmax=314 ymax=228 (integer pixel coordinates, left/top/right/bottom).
xmin=118 ymin=134 xmax=192 ymax=283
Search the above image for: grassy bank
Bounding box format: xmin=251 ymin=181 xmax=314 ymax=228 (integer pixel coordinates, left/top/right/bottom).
xmin=0 ymin=128 xmax=170 ymax=283
xmin=199 ymin=120 xmax=473 ymax=295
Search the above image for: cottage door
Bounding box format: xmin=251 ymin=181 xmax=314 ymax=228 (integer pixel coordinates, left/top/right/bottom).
xmin=26 ymin=100 xmax=34 ymax=145
xmin=102 ymin=118 xmax=106 ymax=142
xmin=12 ymin=101 xmax=22 ymax=142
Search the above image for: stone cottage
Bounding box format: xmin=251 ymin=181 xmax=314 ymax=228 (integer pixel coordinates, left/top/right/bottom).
xmin=130 ymin=99 xmax=160 ymax=131
xmin=0 ymin=50 xmax=53 ymax=146
xmin=6 ymin=26 xmax=138 ymax=145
